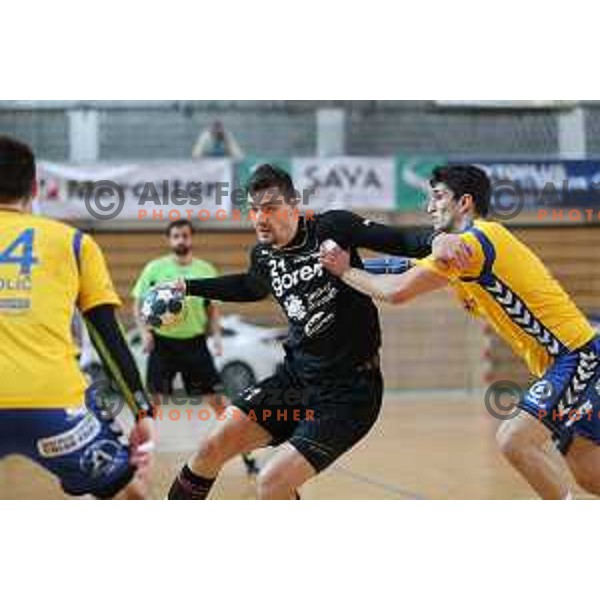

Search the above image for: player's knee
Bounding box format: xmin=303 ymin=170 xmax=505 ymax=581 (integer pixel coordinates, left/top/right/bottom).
xmin=256 ymin=467 xmax=293 ymax=500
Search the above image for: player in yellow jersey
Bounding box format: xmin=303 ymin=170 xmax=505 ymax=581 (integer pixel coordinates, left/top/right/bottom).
xmin=0 ymin=136 xmax=156 ymax=499
xmin=320 ymin=165 xmax=600 ymax=500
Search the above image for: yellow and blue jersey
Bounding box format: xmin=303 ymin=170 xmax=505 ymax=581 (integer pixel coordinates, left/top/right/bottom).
xmin=0 ymin=210 xmax=120 ymax=409
xmin=419 ymin=219 xmax=596 ymax=377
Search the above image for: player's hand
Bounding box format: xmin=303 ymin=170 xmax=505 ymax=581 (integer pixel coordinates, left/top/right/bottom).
xmin=320 ymin=239 xmax=351 ymax=277
xmin=171 ymin=278 xmax=187 ymax=294
xmin=432 ymin=233 xmax=473 ymax=270
xmin=142 ymin=330 xmax=155 ymax=354
xmin=129 ymin=416 xmax=157 ymax=474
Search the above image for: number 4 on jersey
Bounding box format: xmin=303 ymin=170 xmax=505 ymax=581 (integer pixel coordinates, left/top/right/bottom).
xmin=0 ymin=229 xmax=39 ymax=275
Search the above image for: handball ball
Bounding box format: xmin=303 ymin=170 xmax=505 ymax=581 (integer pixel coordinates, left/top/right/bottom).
xmin=141 ymin=285 xmax=185 ymax=329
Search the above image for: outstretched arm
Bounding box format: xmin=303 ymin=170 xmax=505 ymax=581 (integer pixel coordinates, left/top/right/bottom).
xmin=319 ymin=210 xmax=472 ymax=268
xmin=183 ymin=245 xmax=270 ymax=302
xmin=320 ymin=245 xmax=448 ymax=304
xmin=341 ymin=265 xmax=448 ymax=304
xmin=185 ymin=273 xmax=270 ymax=302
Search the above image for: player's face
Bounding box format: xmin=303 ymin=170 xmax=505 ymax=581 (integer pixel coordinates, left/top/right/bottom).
xmin=426 ymin=183 xmax=461 ymax=232
xmin=249 ymin=187 xmax=297 ymax=246
xmin=168 ymin=226 xmax=193 ymax=256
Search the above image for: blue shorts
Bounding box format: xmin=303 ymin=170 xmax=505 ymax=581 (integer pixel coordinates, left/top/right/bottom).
xmin=0 ymin=386 xmax=135 ymax=498
xmin=520 ymin=335 xmax=600 ymax=454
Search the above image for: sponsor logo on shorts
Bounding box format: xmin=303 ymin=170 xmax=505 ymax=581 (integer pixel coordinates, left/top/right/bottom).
xmin=527 ymin=380 xmax=555 ymax=406
xmin=37 ymin=413 xmax=102 ymax=458
xmin=80 ymin=440 xmax=123 ymax=479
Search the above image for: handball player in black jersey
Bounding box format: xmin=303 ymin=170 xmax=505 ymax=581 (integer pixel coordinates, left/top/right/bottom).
xmin=166 ymin=165 xmax=469 ymax=499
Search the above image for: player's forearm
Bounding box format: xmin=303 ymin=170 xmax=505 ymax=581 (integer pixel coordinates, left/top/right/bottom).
xmin=341 ymin=269 xmax=403 ymax=304
xmin=84 ymin=304 xmax=154 ymax=419
xmin=185 ymin=273 xmax=269 ymax=302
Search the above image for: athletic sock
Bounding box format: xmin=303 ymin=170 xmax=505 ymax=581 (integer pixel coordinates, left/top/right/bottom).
xmin=168 ymin=465 xmax=215 ymax=500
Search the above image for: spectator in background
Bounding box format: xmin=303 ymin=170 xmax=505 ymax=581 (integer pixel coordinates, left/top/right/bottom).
xmin=192 ymin=120 xmax=244 ymax=159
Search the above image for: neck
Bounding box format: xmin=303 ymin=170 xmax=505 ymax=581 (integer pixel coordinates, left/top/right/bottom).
xmin=273 ymin=217 xmax=300 ymax=249
xmin=0 ymin=201 xmax=26 ymax=213
xmin=452 ymin=213 xmax=476 ymax=233
xmin=174 ymin=253 xmax=193 ymax=266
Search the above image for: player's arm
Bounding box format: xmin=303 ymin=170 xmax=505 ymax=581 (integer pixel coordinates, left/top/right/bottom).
xmin=321 ymin=244 xmax=447 ymax=303
xmin=77 ymin=234 xmax=154 ymax=420
xmin=184 ymin=247 xmax=270 ymax=302
xmin=185 ymin=273 xmax=269 ymax=302
xmin=341 ymin=264 xmax=448 ymax=304
xmin=83 ymin=304 xmax=154 ymax=418
xmin=321 ymin=233 xmax=483 ymax=304
xmin=319 ymin=210 xmax=472 ymax=268
xmin=321 ymin=232 xmax=483 ymax=304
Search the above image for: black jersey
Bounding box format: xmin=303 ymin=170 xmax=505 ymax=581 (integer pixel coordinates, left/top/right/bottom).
xmin=186 ymin=210 xmax=433 ymax=379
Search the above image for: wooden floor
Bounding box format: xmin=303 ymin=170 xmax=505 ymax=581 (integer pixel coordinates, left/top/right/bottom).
xmin=0 ymin=391 xmax=591 ymax=499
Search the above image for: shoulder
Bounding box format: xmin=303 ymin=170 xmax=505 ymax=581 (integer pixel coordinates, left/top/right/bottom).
xmin=141 ymin=256 xmax=170 ymax=274
xmin=314 ymin=210 xmax=369 ymax=246
xmin=249 ymin=243 xmax=273 ymax=272
xmin=26 ymin=214 xmax=79 ymax=240
xmin=315 ymin=209 xmax=357 ymax=227
xmin=462 ymin=220 xmax=508 ymax=256
xmin=251 ymin=243 xmax=271 ymax=258
xmin=467 ymin=219 xmax=505 ymax=239
xmin=192 ymin=258 xmax=218 ymax=274
xmin=314 ymin=209 xmax=353 ymax=234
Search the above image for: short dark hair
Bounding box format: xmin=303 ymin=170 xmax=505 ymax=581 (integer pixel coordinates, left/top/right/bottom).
xmin=430 ymin=165 xmax=491 ymax=217
xmin=0 ymin=135 xmax=36 ymax=202
xmin=246 ymin=163 xmax=296 ymax=201
xmin=166 ymin=219 xmax=194 ymax=236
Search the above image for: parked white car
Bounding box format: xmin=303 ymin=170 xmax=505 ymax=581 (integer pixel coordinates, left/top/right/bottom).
xmin=80 ymin=315 xmax=286 ymax=399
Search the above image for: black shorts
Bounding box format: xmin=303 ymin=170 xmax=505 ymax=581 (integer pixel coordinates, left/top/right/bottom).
xmin=147 ymin=334 xmax=222 ymax=396
xmin=233 ymin=359 xmax=383 ymax=473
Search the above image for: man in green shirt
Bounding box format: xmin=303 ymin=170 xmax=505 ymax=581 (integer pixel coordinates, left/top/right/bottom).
xmin=132 ymin=219 xmax=259 ymax=476
xmin=132 ymin=219 xmax=224 ymax=403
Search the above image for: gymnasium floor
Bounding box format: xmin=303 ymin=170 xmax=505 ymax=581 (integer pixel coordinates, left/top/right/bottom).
xmin=0 ymin=391 xmax=590 ymax=499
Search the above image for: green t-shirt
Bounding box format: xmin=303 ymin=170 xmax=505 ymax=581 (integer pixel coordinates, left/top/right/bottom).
xmin=131 ymin=256 xmax=218 ymax=339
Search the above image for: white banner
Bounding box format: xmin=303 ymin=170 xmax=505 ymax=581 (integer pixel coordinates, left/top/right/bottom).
xmin=36 ymin=160 xmax=234 ymax=223
xmin=292 ymin=157 xmax=395 ymax=211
